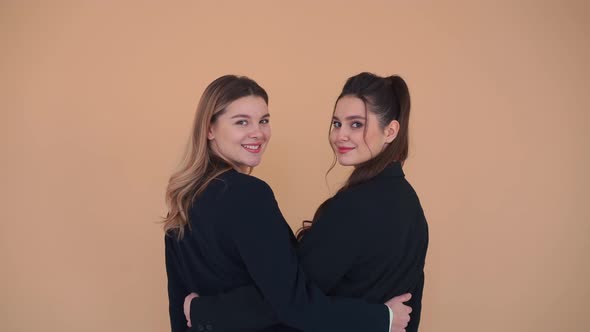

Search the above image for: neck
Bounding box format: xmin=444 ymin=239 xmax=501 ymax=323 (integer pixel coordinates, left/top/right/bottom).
xmin=235 ymin=165 xmax=250 ymax=173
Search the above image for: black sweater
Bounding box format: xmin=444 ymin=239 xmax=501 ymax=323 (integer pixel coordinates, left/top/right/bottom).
xmin=179 ymin=163 xmax=429 ymax=332
xmin=165 ymin=169 xmax=392 ymax=332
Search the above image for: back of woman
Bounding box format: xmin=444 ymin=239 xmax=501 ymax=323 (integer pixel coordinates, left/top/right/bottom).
xmin=295 ymin=72 xmax=428 ymax=331
xmin=166 ymin=170 xmax=289 ymax=295
xmin=298 ymin=163 xmax=428 ymax=331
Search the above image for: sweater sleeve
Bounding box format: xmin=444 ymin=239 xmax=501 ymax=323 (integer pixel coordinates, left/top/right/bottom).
xmin=189 ymin=285 xmax=280 ymax=331
xmin=165 ymin=235 xmax=189 ymax=332
xmin=297 ymin=196 xmax=364 ymax=293
xmin=192 ymin=178 xmax=389 ymax=332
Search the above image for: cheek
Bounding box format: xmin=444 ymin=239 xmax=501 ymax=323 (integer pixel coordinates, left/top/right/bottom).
xmin=364 ymin=125 xmax=385 ymax=144
xmin=351 ymin=131 xmax=366 ymax=146
xmin=329 ymin=130 xmax=338 ymax=144
xmin=263 ymin=126 xmax=271 ymax=139
xmin=221 ymin=131 xmax=237 ymax=145
xmin=216 ymin=124 xmax=235 ymax=142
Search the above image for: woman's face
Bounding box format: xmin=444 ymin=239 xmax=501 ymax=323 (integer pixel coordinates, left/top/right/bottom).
xmin=208 ymin=95 xmax=271 ymax=172
xmin=330 ymin=96 xmax=395 ymax=166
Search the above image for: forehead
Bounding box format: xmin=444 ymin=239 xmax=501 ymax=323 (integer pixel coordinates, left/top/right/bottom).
xmin=334 ymin=96 xmax=366 ymax=116
xmin=224 ymin=95 xmax=268 ymax=117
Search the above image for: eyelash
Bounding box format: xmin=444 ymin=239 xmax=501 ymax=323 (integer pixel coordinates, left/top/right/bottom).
xmin=332 ymin=121 xmax=363 ymax=129
xmin=235 ymin=119 xmax=270 ymax=126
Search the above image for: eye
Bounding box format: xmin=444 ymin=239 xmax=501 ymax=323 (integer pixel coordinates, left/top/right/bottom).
xmin=235 ymin=120 xmax=248 ymax=126
xmin=351 ymin=121 xmax=364 ymax=128
xmin=260 ymin=118 xmax=270 ymax=125
xmin=332 ymin=120 xmax=342 ymax=128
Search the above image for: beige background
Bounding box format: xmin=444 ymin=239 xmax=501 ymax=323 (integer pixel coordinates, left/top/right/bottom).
xmin=2 ymin=1 xmax=589 ymax=331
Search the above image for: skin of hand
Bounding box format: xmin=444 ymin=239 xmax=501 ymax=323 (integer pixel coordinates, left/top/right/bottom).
xmin=184 ymin=292 xmax=199 ymax=327
xmin=385 ymin=293 xmax=412 ymax=332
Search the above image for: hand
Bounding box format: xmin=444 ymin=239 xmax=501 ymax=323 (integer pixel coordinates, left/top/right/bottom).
xmin=385 ymin=293 xmax=412 ymax=332
xmin=184 ymin=292 xmax=199 ymax=327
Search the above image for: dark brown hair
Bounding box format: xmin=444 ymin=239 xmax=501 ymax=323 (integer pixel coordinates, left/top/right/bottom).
xmin=297 ymin=72 xmax=411 ymax=240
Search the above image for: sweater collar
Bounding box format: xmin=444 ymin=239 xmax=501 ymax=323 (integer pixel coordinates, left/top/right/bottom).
xmin=377 ymin=162 xmax=404 ymax=178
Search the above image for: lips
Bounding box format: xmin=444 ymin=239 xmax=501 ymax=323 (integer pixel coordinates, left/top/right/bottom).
xmin=242 ymin=144 xmax=262 ymax=153
xmin=337 ymin=146 xmax=355 ymax=154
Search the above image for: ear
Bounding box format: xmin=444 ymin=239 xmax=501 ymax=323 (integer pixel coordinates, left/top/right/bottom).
xmin=384 ymin=120 xmax=400 ymax=144
xmin=207 ymin=126 xmax=215 ymax=140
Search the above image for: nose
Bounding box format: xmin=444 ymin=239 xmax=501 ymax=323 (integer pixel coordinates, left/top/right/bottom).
xmin=249 ymin=126 xmax=264 ymax=140
xmin=335 ymin=128 xmax=349 ymax=142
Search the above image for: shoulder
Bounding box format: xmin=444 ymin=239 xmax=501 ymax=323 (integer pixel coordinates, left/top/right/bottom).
xmin=220 ymin=170 xmax=275 ymax=199
xmin=216 ymin=171 xmax=287 ymax=236
xmin=394 ymin=177 xmax=422 ymax=205
xmin=211 ymin=171 xmax=278 ymax=219
xmin=360 ymin=174 xmax=421 ymax=204
xmin=328 ymin=182 xmax=377 ymax=210
xmin=327 ymin=176 xmax=422 ymax=220
xmin=192 ymin=170 xmax=276 ymax=215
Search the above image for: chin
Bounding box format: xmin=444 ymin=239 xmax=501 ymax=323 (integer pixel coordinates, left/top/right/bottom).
xmin=337 ymin=158 xmax=355 ymax=167
xmin=244 ymin=159 xmax=262 ymax=168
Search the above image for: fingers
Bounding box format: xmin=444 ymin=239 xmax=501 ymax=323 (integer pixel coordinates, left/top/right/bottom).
xmin=385 ymin=293 xmax=412 ymax=307
xmin=392 ymin=311 xmax=410 ymax=327
xmin=389 ymin=298 xmax=411 ymax=332
xmin=392 ymin=293 xmax=412 ymax=302
xmin=184 ymin=292 xmax=199 ymax=327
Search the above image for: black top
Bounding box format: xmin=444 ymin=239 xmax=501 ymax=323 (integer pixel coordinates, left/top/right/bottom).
xmin=186 ymin=163 xmax=429 ymax=332
xmin=165 ymin=169 xmax=390 ymax=332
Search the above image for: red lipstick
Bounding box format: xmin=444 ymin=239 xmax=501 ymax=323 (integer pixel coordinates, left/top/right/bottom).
xmin=337 ymin=147 xmax=354 ymax=154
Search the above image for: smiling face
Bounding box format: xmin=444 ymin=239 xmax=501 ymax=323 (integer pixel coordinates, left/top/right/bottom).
xmin=208 ymin=95 xmax=271 ymax=172
xmin=330 ymin=95 xmax=398 ymax=166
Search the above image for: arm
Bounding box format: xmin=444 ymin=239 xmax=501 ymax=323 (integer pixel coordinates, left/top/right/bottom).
xmin=297 ymin=199 xmax=402 ymax=331
xmin=165 ymin=235 xmax=189 ymax=332
xmin=296 ymin=196 xmax=364 ymax=292
xmin=189 ymin=285 xmax=279 ymax=331
xmin=189 ymin=179 xmax=389 ymax=332
xmin=189 ymin=197 xmax=365 ymax=330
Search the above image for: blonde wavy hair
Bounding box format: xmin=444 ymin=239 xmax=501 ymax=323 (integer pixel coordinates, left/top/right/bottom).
xmin=163 ymin=75 xmax=268 ymax=239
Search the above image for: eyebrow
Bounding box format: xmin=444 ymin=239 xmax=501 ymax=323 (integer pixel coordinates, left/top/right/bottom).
xmin=231 ymin=113 xmax=270 ymax=119
xmin=332 ymin=115 xmax=366 ymax=121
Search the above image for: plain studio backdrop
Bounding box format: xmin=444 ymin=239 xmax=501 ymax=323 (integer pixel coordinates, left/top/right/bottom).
xmin=1 ymin=1 xmax=589 ymax=331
